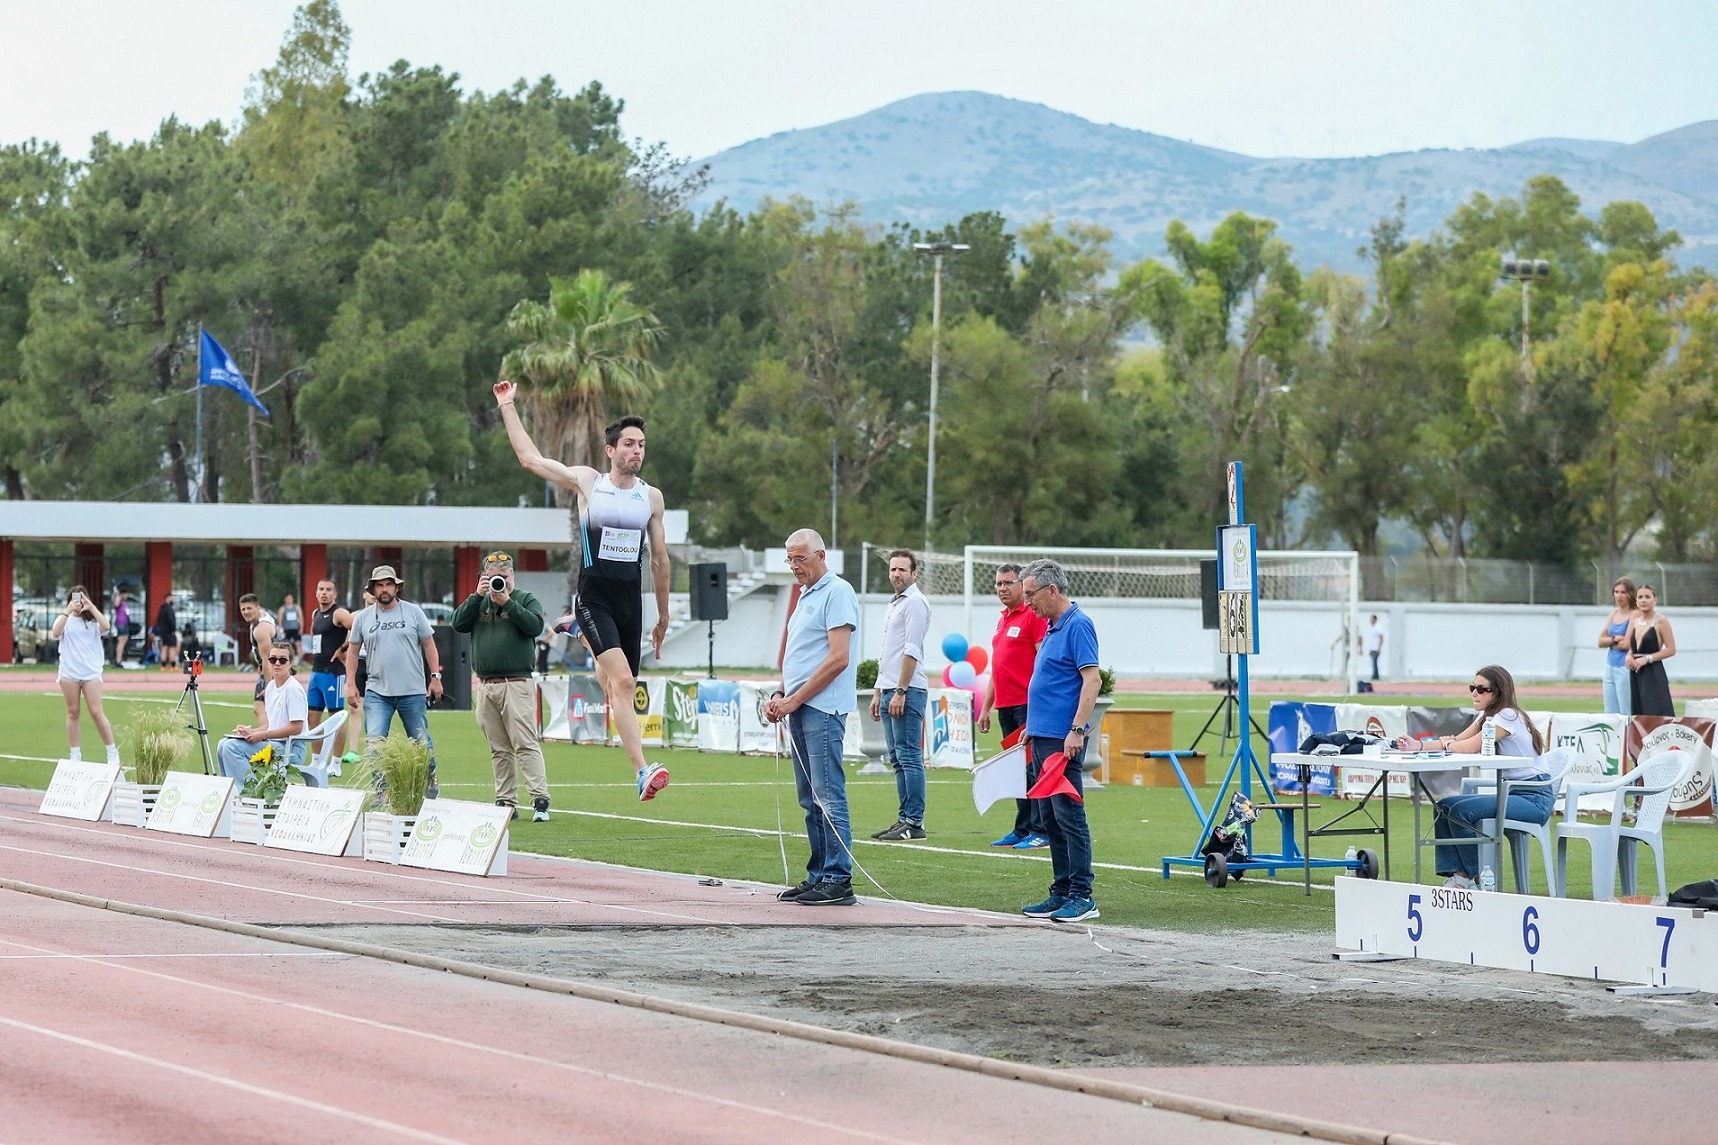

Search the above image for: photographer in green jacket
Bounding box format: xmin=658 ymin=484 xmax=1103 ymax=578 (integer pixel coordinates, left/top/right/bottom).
xmin=452 ymin=551 xmax=550 ymax=821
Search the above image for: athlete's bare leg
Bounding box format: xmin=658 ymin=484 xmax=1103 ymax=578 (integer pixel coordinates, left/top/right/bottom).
xmin=594 ymin=646 xmax=647 ymax=771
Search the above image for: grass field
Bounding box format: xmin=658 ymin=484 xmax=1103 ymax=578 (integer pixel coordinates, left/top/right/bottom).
xmin=5 ymin=687 xmax=1714 ymax=932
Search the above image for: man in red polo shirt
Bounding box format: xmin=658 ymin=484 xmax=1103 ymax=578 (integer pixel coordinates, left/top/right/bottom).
xmin=978 ymin=562 xmax=1050 ymax=848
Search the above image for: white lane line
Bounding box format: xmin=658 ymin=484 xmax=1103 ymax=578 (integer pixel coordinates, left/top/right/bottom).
xmin=0 ymin=932 xmax=919 ymax=1145
xmin=0 ymin=1013 xmax=471 ymax=1144
xmin=0 ymin=952 xmax=345 ymax=960
xmin=0 ymin=842 xmax=468 ymax=924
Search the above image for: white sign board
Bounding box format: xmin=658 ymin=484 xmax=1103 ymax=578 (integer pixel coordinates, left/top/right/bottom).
xmin=1336 ymin=877 xmax=1718 ymax=990
xmin=400 ymin=798 xmax=511 ymax=876
xmin=927 ymin=688 xmax=975 ymax=769
xmin=737 ymin=683 xmax=781 ymax=755
xmin=145 ymin=771 xmax=235 ymax=837
xmin=39 ymin=761 xmax=121 ymax=821
xmin=263 ymin=785 xmax=367 ymax=855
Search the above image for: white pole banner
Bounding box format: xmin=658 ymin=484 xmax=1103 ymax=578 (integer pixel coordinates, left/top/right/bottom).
xmin=263 ymin=785 xmax=367 ymax=856
xmin=926 ymin=688 xmax=975 ymax=770
xmin=39 ymin=761 xmax=121 ymax=821
xmin=145 ymin=771 xmax=235 ymax=838
xmin=400 ymin=798 xmax=512 ymax=876
xmin=737 ymin=682 xmax=781 ymax=755
xmin=1544 ymin=712 xmax=1627 ymax=811
xmin=540 ymin=675 xmax=572 ymax=740
xmin=696 ymin=679 xmax=741 ymax=752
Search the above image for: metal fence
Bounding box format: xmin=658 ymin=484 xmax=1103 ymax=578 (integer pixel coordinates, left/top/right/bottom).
xmin=1361 ymin=557 xmax=1718 ymax=606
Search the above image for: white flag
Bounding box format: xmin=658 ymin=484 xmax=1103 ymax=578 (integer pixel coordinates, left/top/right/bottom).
xmin=971 ymin=742 xmax=1027 ymax=815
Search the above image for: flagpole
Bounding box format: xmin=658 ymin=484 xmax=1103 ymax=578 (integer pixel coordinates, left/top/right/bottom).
xmin=195 ymin=326 xmax=204 ymax=503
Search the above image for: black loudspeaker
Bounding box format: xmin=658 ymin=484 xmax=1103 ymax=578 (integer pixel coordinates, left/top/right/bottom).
xmin=689 ymin=563 xmax=729 ymax=621
xmin=429 ymin=625 xmax=472 ymax=710
xmin=1200 ymin=559 xmax=1219 ymax=631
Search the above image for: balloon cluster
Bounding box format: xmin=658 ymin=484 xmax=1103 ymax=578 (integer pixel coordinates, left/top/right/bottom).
xmin=940 ymin=633 xmax=989 ymax=714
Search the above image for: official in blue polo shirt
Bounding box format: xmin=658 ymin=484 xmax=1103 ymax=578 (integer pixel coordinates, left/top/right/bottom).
xmin=765 ymin=528 xmax=861 ymax=906
xmin=1020 ymin=558 xmax=1100 ymax=922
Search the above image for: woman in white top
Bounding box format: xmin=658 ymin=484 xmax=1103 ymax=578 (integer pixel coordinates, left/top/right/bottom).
xmin=216 ymin=642 xmax=309 ymax=784
xmin=50 ymin=585 xmax=119 ymax=764
xmin=1391 ymin=664 xmax=1550 ymax=889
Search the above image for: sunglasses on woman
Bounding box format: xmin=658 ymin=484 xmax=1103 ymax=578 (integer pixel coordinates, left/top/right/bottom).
xmin=267 ymin=656 xmax=292 ymax=665
xmin=1468 ymin=684 xmax=1493 ymax=695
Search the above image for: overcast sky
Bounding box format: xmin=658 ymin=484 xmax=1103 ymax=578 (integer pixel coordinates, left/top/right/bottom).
xmin=4 ymin=1 xmax=1715 ymax=162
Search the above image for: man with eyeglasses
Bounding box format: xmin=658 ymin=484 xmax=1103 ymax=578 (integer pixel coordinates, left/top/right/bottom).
xmin=766 ymin=529 xmax=860 ymax=906
xmin=217 ymin=641 xmax=310 ymax=784
xmin=453 ymin=551 xmax=551 ymax=822
xmin=1018 ymin=559 xmax=1101 ymax=923
xmin=978 ymin=563 xmax=1050 ymax=849
xmin=493 ymin=380 xmax=671 ymax=802
xmin=344 ymin=565 xmax=445 ymax=800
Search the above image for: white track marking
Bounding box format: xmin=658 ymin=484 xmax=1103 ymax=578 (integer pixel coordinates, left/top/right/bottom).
xmin=0 ymin=929 xmax=920 ymax=1145
xmin=0 ymin=1013 xmax=472 ymax=1144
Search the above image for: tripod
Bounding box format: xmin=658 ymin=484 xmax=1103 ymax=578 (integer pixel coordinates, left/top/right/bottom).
xmin=1187 ymin=654 xmax=1268 ymax=759
xmin=174 ymin=654 xmax=217 ymax=775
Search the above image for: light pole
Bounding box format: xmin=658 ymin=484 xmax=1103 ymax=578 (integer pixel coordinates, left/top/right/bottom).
xmin=1499 ymin=255 xmax=1550 ymax=397
xmin=912 ymin=241 xmax=968 ymax=554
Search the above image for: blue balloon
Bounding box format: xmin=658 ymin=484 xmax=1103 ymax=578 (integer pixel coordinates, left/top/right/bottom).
xmin=950 ymin=660 xmax=978 ymax=688
xmin=941 ymin=633 xmax=969 ymax=662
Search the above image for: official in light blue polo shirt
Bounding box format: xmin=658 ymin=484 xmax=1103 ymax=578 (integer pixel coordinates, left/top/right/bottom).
xmin=767 ymin=530 xmax=860 ymax=906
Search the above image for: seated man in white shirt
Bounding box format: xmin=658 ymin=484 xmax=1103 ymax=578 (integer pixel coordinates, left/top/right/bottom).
xmin=217 ymin=643 xmax=312 ymax=785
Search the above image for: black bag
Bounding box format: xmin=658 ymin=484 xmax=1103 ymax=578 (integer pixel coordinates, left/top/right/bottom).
xmin=1668 ymin=879 xmax=1718 ymax=909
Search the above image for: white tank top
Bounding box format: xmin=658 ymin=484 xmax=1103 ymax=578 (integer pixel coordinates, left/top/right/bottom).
xmin=580 ymin=474 xmax=652 ymax=581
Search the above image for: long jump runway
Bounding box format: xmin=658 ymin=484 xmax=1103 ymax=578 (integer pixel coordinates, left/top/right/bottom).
xmin=0 ymin=789 xmax=1339 ymax=1145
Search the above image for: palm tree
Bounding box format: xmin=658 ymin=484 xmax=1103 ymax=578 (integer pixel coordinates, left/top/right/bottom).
xmin=500 ymin=269 xmax=665 ymax=506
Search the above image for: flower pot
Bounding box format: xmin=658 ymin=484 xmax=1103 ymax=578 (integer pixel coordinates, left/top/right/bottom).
xmin=363 ymin=812 xmax=418 ymax=864
xmin=229 ymin=797 xmax=278 ymax=845
xmin=1083 ymin=695 xmax=1116 ymax=777
xmin=854 ymin=688 xmax=891 ymax=775
xmin=110 ymin=783 xmax=163 ymax=828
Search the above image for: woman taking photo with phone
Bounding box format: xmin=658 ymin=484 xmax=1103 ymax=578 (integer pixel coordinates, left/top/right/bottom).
xmin=51 ymin=585 xmax=120 ymax=765
xmin=1627 ymin=583 xmax=1676 ymax=717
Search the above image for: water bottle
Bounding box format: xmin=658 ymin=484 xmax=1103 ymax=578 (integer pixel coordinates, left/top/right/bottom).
xmin=1480 ymin=716 xmax=1496 ymax=757
xmin=1344 ymin=845 xmax=1358 ymax=864
xmin=1479 ymin=865 xmax=1496 ymax=892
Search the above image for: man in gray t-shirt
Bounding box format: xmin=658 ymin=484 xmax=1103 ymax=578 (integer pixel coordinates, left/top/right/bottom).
xmin=344 ymin=565 xmax=445 ymax=798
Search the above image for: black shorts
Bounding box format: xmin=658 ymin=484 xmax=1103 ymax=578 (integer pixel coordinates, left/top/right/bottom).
xmin=575 ymin=574 xmax=643 ymax=677
xmin=253 ymin=674 xmax=267 ymax=702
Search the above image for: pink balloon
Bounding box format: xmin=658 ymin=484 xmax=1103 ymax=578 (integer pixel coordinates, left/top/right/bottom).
xmin=942 ymin=665 xmax=956 ymax=688
xmin=965 ymin=646 xmax=989 ymax=674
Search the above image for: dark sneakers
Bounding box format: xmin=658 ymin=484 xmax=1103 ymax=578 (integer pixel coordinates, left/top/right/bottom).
xmin=494 ymin=799 xmax=519 ymax=821
xmin=777 ymin=878 xmax=817 ymax=902
xmin=531 ymin=797 xmax=550 ymax=823
xmin=796 ymin=880 xmax=856 ymax=906
xmin=871 ymin=820 xmax=906 ymax=839
xmin=875 ymin=821 xmax=926 ymax=841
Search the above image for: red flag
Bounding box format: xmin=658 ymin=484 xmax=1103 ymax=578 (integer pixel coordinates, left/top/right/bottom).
xmin=1026 ymin=749 xmax=1083 ymax=803
xmin=1000 ymin=725 xmax=1025 ymax=750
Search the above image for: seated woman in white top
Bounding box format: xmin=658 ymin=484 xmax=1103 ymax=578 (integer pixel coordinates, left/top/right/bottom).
xmin=1391 ymin=664 xmax=1550 ymax=889
xmin=217 ymin=643 xmax=311 ymax=785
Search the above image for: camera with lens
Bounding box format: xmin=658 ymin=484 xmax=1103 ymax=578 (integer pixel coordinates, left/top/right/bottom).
xmin=486 ymin=574 xmax=508 ymax=593
xmin=182 ymin=650 xmax=204 ymax=678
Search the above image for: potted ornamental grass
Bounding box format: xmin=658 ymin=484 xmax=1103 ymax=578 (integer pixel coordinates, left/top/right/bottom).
xmin=229 ymin=743 xmax=304 ymax=845
xmin=355 ymin=731 xmax=434 ymax=863
xmin=113 ymin=707 xmax=191 ymax=826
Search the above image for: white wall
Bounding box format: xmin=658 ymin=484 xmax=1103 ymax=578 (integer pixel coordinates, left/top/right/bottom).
xmin=660 ymin=589 xmax=1718 ymax=683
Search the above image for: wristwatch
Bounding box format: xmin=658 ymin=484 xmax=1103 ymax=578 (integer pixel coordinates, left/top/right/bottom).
xmin=894 ymin=687 xmax=908 ymax=696
xmin=1072 ymin=723 xmax=1091 ymax=737
xmin=430 ymin=671 xmax=443 ymax=680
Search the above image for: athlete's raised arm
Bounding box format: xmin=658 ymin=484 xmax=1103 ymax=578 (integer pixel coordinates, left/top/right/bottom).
xmin=493 ymin=380 xmax=598 ymax=491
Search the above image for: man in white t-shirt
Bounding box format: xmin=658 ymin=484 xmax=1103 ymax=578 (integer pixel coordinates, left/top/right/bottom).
xmin=1364 ymin=615 xmax=1385 ymax=682
xmin=217 ymin=643 xmax=310 ymax=783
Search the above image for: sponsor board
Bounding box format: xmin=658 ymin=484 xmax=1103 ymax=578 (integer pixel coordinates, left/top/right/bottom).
xmin=39 ymin=761 xmax=121 ymax=821
xmin=664 ymin=679 xmax=700 ymax=749
xmin=697 ymin=679 xmax=741 ymax=752
xmin=1544 ymin=712 xmax=1626 ymax=811
xmin=263 ymin=786 xmax=367 ymax=855
xmin=145 ymin=771 xmax=235 ymax=837
xmin=399 ymin=798 xmax=512 ymax=876
xmin=927 ymin=688 xmax=974 ymax=770
xmin=1625 ymin=716 xmax=1715 ymax=818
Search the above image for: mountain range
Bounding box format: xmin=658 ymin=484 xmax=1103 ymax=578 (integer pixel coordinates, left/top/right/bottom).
xmin=695 ymin=91 xmax=1718 ymax=273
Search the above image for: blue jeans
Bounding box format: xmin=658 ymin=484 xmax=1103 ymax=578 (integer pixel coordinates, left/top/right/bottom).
xmin=881 ymin=686 xmax=927 ymax=825
xmin=217 ymin=736 xmax=306 ymax=783
xmin=789 ymin=706 xmax=851 ymax=884
xmin=1601 ymin=661 xmax=1632 ymax=717
xmin=1435 ymin=787 xmax=1555 ymax=878
xmin=364 ymin=690 xmax=438 ymax=773
xmin=1028 ymin=735 xmax=1094 ymax=899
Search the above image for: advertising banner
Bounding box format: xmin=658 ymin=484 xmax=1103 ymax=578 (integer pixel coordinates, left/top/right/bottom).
xmin=663 ymin=679 xmax=701 ymax=749
xmin=400 ymin=798 xmax=512 ymax=876
xmin=540 ymin=674 xmax=609 ymax=743
xmin=927 ymin=688 xmax=974 ymax=770
xmin=1268 ymin=702 xmax=1337 ymax=794
xmin=1624 ymin=716 xmax=1715 ymax=818
xmin=263 ymin=786 xmax=366 ymax=855
xmin=145 ymin=771 xmax=234 ymax=837
xmin=737 ymin=683 xmax=781 ymax=755
xmin=1543 ymin=712 xmax=1627 ymax=811
xmin=1335 ymin=703 xmax=1412 ymax=798
xmin=697 ymin=679 xmax=741 ymax=752
xmin=39 ymin=760 xmax=120 ymax=821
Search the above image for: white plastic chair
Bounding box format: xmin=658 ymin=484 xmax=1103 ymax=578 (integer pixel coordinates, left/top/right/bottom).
xmin=209 ymin=631 xmax=240 ymax=667
xmin=1555 ymin=749 xmax=1694 ymax=902
xmin=282 ymin=711 xmax=348 ymax=788
xmin=1474 ymin=746 xmax=1573 ymax=894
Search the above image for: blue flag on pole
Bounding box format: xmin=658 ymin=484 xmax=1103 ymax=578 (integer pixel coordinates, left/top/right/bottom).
xmin=198 ymin=328 xmax=269 ymax=416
